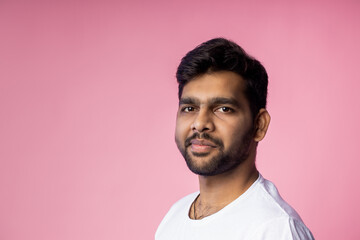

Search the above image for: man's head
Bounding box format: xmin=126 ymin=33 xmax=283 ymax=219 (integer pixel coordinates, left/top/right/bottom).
xmin=176 ymin=38 xmax=268 ymax=119
xmin=175 ymin=38 xmax=270 ymax=176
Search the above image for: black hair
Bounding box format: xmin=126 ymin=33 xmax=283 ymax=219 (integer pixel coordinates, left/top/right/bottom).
xmin=176 ymin=38 xmax=268 ymax=118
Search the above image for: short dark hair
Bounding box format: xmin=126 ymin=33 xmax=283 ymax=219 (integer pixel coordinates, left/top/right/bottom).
xmin=176 ymin=38 xmax=268 ymax=118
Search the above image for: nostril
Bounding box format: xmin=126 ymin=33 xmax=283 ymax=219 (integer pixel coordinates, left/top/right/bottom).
xmin=191 ymin=111 xmax=214 ymax=132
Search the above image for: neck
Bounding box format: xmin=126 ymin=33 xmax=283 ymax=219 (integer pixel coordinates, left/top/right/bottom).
xmin=197 ymin=153 xmax=259 ymax=210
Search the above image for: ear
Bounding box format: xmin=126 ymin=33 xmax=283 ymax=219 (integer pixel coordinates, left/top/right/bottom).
xmin=253 ymin=109 xmax=271 ymax=142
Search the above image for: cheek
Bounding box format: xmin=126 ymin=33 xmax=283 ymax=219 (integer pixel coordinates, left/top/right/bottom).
xmin=175 ymin=119 xmax=186 ymax=143
xmin=175 ymin=120 xmax=189 ymax=151
xmin=218 ymin=122 xmax=250 ymax=146
xmin=174 ymin=126 xmax=181 ymax=143
xmin=175 ymin=116 xmax=192 ymax=137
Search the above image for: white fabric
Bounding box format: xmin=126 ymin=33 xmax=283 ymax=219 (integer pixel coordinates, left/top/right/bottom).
xmin=156 ymin=174 xmax=314 ymax=240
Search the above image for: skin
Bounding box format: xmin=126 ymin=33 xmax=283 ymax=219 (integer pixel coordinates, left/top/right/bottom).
xmin=175 ymin=71 xmax=271 ymax=219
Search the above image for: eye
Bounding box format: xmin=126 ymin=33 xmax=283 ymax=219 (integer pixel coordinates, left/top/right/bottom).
xmin=216 ymin=106 xmax=233 ymax=113
xmin=181 ymin=106 xmax=195 ymax=112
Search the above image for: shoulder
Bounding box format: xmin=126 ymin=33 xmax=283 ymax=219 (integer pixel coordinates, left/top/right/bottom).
xmin=248 ymin=216 xmax=315 ymax=240
xmin=254 ymin=175 xmax=303 ymax=221
xmin=155 ymin=192 xmax=198 ymax=238
xmin=246 ymin=175 xmax=314 ymax=239
xmin=166 ymin=191 xmax=198 ymax=215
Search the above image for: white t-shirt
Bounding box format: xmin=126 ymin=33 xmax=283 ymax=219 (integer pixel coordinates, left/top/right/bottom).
xmin=156 ymin=174 xmax=314 ymax=240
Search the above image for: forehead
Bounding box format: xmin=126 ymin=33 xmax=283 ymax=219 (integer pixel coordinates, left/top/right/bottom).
xmin=181 ymin=71 xmax=247 ymax=101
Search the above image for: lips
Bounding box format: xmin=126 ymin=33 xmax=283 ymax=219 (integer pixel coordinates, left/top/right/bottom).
xmin=189 ymin=139 xmax=217 ymax=153
xmin=190 ymin=139 xmax=217 ymax=147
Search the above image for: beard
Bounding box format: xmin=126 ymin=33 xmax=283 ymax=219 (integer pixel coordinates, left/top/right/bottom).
xmin=175 ymin=128 xmax=254 ymax=176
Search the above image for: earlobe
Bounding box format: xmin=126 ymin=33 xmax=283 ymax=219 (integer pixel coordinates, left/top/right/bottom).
xmin=253 ymin=109 xmax=271 ymax=142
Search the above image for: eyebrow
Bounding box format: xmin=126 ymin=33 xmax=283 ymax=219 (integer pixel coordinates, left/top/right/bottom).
xmin=179 ymin=97 xmax=200 ymax=105
xmin=179 ymin=97 xmax=241 ymax=108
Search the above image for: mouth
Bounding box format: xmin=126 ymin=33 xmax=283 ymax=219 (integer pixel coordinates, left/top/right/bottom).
xmin=189 ymin=139 xmax=217 ymax=153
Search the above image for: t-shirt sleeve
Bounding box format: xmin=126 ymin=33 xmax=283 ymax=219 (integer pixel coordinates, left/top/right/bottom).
xmin=247 ymin=217 xmax=315 ymax=240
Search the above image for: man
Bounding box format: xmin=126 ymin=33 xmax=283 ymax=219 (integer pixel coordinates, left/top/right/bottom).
xmin=156 ymin=38 xmax=314 ymax=240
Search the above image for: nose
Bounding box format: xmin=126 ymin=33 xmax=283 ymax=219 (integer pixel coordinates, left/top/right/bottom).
xmin=191 ymin=109 xmax=214 ymax=133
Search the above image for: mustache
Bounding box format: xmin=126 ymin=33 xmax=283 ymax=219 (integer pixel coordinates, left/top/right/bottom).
xmin=185 ymin=132 xmax=224 ymax=148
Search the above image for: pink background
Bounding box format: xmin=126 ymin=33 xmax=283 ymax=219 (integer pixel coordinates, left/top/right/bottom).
xmin=1 ymin=0 xmax=359 ymax=239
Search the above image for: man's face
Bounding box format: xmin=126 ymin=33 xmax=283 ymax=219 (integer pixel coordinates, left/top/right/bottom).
xmin=175 ymin=71 xmax=255 ymax=176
